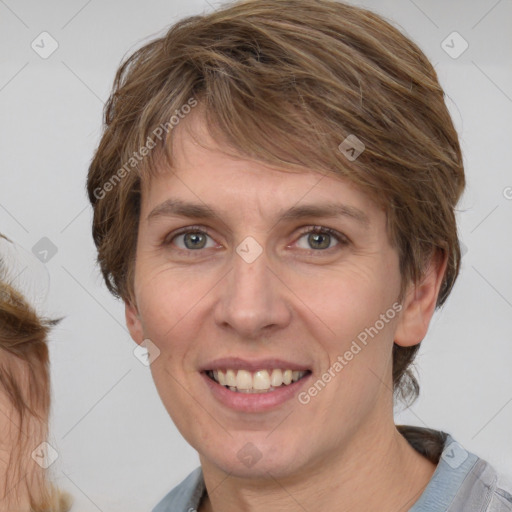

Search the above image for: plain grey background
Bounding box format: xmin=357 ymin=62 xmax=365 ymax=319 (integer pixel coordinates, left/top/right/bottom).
xmin=1 ymin=0 xmax=511 ymax=510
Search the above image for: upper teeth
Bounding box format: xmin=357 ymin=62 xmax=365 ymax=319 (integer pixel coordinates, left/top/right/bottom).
xmin=209 ymin=368 xmax=308 ymax=392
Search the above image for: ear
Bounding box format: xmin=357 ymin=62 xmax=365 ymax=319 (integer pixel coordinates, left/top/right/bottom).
xmin=394 ymin=249 xmax=448 ymax=348
xmin=125 ymin=299 xmax=145 ymax=346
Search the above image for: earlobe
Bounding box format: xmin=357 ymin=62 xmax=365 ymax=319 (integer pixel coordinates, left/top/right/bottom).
xmin=394 ymin=249 xmax=448 ymax=348
xmin=125 ymin=300 xmax=145 ymax=345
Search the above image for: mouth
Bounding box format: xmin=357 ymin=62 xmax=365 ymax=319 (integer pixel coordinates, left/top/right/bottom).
xmin=199 ymin=357 xmax=314 ymax=412
xmin=204 ymin=368 xmax=312 ymax=393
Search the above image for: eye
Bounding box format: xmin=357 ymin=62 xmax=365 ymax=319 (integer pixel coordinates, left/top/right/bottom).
xmin=294 ymin=226 xmax=348 ymax=252
xmin=162 ymin=225 xmax=349 ymax=255
xmin=165 ymin=226 xmax=218 ymax=252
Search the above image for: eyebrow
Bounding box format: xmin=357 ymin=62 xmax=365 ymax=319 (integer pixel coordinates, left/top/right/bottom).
xmin=147 ymin=198 xmax=370 ymax=228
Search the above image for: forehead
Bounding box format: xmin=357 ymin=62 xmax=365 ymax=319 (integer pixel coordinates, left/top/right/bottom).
xmin=141 ymin=110 xmax=383 ymax=225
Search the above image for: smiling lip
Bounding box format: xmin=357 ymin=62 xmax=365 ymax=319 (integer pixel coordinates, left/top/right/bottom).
xmin=201 ymin=370 xmax=312 ymax=412
xmin=199 ymin=357 xmax=312 ymax=413
xmin=199 ymin=357 xmax=311 ymax=372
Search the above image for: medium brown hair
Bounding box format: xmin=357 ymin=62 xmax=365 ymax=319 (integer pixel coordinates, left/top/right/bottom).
xmin=0 ymin=235 xmax=73 ymax=511
xmin=87 ymin=0 xmax=465 ymax=406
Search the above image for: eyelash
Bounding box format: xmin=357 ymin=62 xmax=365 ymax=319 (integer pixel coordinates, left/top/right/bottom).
xmin=163 ymin=225 xmax=349 ymax=255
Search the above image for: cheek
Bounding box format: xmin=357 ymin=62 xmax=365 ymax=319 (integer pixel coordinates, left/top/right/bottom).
xmin=298 ymin=263 xmax=386 ymax=334
xmin=148 ymin=358 xmax=200 ymax=444
xmin=304 ymin=266 xmax=398 ymax=389
xmin=135 ymin=264 xmax=210 ymax=335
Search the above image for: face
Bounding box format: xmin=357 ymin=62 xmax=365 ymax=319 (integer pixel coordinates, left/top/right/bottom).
xmin=126 ymin=112 xmax=423 ymax=480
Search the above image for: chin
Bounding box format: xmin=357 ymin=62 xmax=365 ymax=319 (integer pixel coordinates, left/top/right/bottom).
xmin=200 ymin=438 xmax=307 ymax=479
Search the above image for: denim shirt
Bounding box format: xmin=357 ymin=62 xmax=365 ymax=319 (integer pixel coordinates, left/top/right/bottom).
xmin=152 ymin=427 xmax=512 ymax=512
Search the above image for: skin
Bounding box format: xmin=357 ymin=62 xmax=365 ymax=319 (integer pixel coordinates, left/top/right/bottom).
xmin=126 ymin=110 xmax=447 ymax=512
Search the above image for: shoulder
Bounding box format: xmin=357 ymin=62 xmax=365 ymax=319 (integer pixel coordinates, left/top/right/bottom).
xmin=461 ymin=457 xmax=512 ymax=511
xmin=398 ymin=425 xmax=512 ymax=512
xmin=152 ymin=466 xmax=205 ymax=512
xmin=484 ymin=469 xmax=512 ymax=511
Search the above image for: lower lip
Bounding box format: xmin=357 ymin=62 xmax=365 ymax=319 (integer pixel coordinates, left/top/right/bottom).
xmin=201 ymin=371 xmax=312 ymax=412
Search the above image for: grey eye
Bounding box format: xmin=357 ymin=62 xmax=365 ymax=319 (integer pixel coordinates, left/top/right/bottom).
xmin=306 ymin=232 xmax=332 ymax=250
xmin=181 ymin=232 xmax=208 ymax=250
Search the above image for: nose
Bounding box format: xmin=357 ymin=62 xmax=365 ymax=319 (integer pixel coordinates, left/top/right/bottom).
xmin=213 ymin=240 xmax=292 ymax=340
